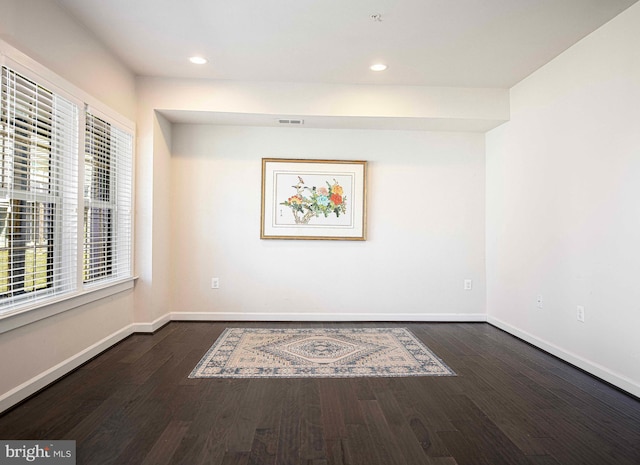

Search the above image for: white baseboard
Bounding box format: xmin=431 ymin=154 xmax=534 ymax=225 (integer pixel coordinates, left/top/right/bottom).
xmin=170 ymin=311 xmax=488 ymax=322
xmin=0 ymin=324 xmax=136 ymax=414
xmin=132 ymin=313 xmax=171 ymax=333
xmin=487 ymin=316 xmax=640 ymax=398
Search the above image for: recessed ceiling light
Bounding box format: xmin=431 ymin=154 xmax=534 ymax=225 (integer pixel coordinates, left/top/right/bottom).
xmin=370 ymin=63 xmax=388 ymax=72
xmin=189 ymin=56 xmax=207 ymax=65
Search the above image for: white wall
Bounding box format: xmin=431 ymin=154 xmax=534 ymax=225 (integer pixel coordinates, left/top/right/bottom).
xmin=486 ymin=2 xmax=640 ymax=396
xmin=0 ymin=0 xmax=136 ymax=119
xmin=0 ymin=291 xmax=134 ymax=412
xmin=133 ymin=111 xmax=174 ymax=325
xmin=170 ymin=125 xmax=486 ymax=320
xmin=0 ymin=0 xmax=137 ymax=412
xmin=136 ymin=78 xmax=506 ymax=325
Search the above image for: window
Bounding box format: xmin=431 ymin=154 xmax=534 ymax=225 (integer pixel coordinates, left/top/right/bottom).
xmin=84 ymin=111 xmax=133 ymax=284
xmin=0 ymin=67 xmax=78 ymax=310
xmin=0 ymin=62 xmax=133 ymax=316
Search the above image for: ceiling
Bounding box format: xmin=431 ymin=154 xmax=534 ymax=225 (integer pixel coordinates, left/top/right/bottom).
xmin=56 ymin=0 xmax=638 ymax=89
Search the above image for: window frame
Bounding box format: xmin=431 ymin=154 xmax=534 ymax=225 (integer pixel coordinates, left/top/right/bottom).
xmin=83 ymin=107 xmax=134 ymax=288
xmin=0 ymin=42 xmax=135 ymax=332
xmin=0 ymin=64 xmax=79 ymax=308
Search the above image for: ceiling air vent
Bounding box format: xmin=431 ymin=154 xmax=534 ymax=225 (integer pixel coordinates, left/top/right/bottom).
xmin=278 ymin=119 xmax=305 ymax=125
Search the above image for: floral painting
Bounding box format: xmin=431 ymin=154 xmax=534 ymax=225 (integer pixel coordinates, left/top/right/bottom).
xmin=261 ymin=159 xmax=367 ymax=240
xmin=280 ymin=177 xmax=347 ymax=224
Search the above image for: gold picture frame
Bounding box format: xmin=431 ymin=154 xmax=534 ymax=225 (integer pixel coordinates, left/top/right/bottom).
xmin=260 ymin=158 xmax=367 ymax=240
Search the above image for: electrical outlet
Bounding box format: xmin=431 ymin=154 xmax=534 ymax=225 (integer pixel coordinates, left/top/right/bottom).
xmin=211 ymin=277 xmax=220 ymax=289
xmin=577 ymin=305 xmax=585 ymax=322
xmin=536 ymin=295 xmax=543 ymax=309
xmin=464 ymin=279 xmax=473 ymax=290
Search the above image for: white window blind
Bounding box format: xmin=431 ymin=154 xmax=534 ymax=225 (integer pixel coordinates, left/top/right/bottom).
xmin=0 ymin=66 xmax=79 ymax=310
xmin=83 ymin=110 xmax=133 ymax=284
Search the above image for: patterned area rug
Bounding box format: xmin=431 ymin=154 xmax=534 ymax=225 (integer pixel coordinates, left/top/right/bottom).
xmin=189 ymin=327 xmax=456 ymax=378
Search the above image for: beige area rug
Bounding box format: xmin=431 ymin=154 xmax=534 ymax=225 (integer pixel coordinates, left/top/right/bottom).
xmin=189 ymin=327 xmax=456 ymax=378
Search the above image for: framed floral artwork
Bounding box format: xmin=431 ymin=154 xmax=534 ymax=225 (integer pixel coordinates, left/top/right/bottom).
xmin=261 ymin=158 xmax=367 ymax=240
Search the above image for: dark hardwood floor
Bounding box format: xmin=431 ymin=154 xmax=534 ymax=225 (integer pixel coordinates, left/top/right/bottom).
xmin=1 ymin=322 xmax=639 ymax=465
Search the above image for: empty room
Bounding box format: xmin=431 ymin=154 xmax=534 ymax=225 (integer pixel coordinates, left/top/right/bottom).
xmin=0 ymin=0 xmax=639 ymax=464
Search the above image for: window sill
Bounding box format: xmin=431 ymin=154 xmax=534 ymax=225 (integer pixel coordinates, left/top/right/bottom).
xmin=0 ymin=277 xmax=137 ymax=335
